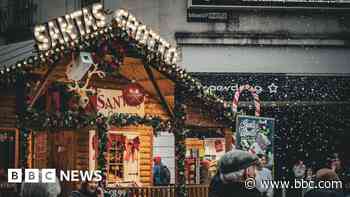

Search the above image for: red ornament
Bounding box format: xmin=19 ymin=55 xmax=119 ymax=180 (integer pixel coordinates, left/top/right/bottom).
xmin=123 ymin=83 xmax=145 ymax=106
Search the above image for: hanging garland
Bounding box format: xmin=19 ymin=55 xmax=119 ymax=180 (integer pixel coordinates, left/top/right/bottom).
xmin=19 ymin=128 xmax=30 ymax=168
xmin=17 ymin=109 xmax=168 ymax=132
xmin=96 ymin=117 xmax=108 ymax=188
xmin=174 ymin=86 xmax=188 ymax=197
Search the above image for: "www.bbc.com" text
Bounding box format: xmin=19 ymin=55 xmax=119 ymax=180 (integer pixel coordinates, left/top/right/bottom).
xmin=245 ymin=178 xmax=343 ymax=190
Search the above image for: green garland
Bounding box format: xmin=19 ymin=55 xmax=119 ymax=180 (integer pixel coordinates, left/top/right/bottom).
xmin=19 ymin=127 xmax=30 ymax=168
xmin=18 ymin=109 xmax=167 ymax=132
xmin=96 ymin=119 xmax=108 ymax=187
xmin=174 ymin=87 xmax=188 ymax=197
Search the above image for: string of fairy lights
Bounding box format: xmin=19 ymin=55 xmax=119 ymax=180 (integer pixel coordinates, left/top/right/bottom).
xmin=0 ymin=7 xmax=234 ymax=122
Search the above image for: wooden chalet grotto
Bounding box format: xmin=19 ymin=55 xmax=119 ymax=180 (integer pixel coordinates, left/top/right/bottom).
xmin=0 ymin=4 xmax=235 ymax=197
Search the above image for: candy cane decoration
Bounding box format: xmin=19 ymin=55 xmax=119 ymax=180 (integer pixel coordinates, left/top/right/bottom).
xmin=232 ymin=84 xmax=261 ymax=116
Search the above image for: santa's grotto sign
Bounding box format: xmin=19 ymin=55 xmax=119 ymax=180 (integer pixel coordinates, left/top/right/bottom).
xmin=236 ymin=115 xmax=275 ymax=163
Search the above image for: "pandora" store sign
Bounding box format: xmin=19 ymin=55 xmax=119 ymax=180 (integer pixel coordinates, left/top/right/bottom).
xmin=34 ymin=3 xmax=178 ymax=65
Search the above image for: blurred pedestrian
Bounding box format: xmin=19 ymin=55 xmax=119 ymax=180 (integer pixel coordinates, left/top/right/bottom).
xmin=21 ymin=175 xmax=61 ymax=197
xmin=200 ymin=160 xmax=211 ymax=185
xmin=209 ymin=150 xmax=260 ymax=197
xmin=293 ymin=160 xmax=306 ymax=180
xmin=330 ymin=153 xmax=346 ymax=182
xmin=304 ymin=168 xmax=344 ymax=197
xmin=70 ymin=180 xmax=104 ymax=197
xmin=153 ymin=156 xmax=171 ymax=186
xmin=305 ymin=167 xmax=314 ymax=181
xmin=255 ymin=154 xmax=273 ymax=197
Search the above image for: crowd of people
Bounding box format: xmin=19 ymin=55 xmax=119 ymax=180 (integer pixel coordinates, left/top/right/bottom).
xmin=209 ymin=151 xmax=349 ymax=197
xmin=7 ymin=150 xmax=349 ymax=197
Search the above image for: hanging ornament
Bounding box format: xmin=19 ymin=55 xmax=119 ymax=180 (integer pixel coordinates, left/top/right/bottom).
xmin=122 ymin=83 xmax=145 ymax=106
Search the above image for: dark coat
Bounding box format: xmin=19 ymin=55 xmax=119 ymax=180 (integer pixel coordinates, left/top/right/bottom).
xmin=304 ymin=189 xmax=345 ymax=197
xmin=70 ymin=190 xmax=98 ymax=197
xmin=209 ymin=174 xmax=261 ymax=197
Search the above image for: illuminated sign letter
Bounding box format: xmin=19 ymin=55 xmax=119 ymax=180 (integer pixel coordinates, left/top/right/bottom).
xmin=48 ymin=21 xmax=64 ymax=48
xmin=57 ymin=15 xmax=78 ymax=42
xmin=71 ymin=10 xmax=85 ymax=36
xmin=147 ymin=30 xmax=159 ymax=52
xmin=92 ymin=3 xmax=106 ymax=28
xmin=165 ymin=47 xmax=178 ymax=65
xmin=126 ymin=14 xmax=139 ymax=38
xmin=34 ymin=25 xmax=50 ymax=51
xmin=83 ymin=8 xmax=98 ymax=34
xmin=135 ymin=25 xmax=148 ymax=45
xmin=114 ymin=9 xmax=128 ymax=29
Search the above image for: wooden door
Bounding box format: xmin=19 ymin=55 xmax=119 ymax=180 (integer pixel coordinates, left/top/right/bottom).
xmin=51 ymin=131 xmax=76 ymax=196
xmin=33 ymin=132 xmax=49 ymax=168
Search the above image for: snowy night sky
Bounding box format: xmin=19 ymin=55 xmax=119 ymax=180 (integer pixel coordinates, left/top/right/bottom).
xmin=194 ymin=73 xmax=350 ymax=180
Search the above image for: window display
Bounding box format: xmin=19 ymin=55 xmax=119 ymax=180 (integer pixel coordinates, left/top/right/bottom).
xmin=107 ymin=132 xmax=140 ymax=185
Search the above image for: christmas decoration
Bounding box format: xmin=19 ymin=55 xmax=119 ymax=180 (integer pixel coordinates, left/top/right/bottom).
xmin=124 ymin=137 xmax=140 ymax=161
xmin=174 ymin=86 xmax=188 ymax=197
xmin=232 ymin=84 xmax=261 ymax=116
xmin=122 ymin=83 xmax=145 ymax=106
xmin=97 ymin=119 xmax=108 ymax=187
xmin=0 ymin=9 xmax=233 ymax=123
xmin=66 ymin=52 xmax=94 ymax=81
xmin=67 ymin=64 xmax=106 ymax=108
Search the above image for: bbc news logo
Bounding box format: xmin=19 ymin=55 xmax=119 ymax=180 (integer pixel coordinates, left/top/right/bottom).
xmin=8 ymin=169 xmax=102 ymax=183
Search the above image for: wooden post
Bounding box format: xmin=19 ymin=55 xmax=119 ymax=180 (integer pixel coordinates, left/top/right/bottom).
xmin=174 ymin=84 xmax=187 ymax=197
xmin=15 ymin=73 xmax=30 ymax=168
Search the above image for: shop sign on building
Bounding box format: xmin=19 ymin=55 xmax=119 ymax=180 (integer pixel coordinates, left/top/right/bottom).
xmin=96 ymin=88 xmax=145 ymax=117
xmin=34 ymin=4 xmax=178 ymax=65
